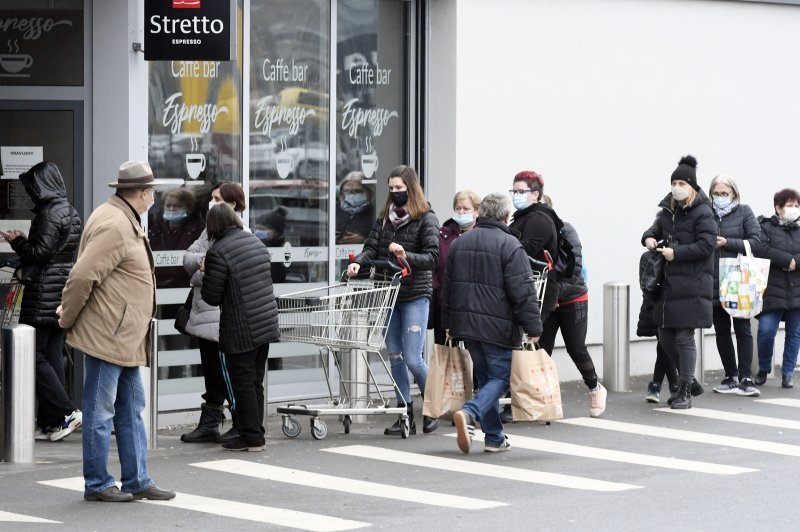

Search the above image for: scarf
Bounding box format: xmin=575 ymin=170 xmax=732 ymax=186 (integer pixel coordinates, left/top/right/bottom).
xmin=713 ymin=200 xmax=739 ymax=219
xmin=340 ymin=199 xmax=369 ymax=217
xmin=389 ymin=206 xmax=410 ymax=228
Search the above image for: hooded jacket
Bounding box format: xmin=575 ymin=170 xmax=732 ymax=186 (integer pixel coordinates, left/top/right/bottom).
xmin=641 ymin=190 xmax=716 ymax=329
xmin=10 ymin=162 xmax=82 ymax=327
xmin=754 ymin=215 xmax=800 ymax=314
xmin=508 ymin=202 xmax=561 ymax=312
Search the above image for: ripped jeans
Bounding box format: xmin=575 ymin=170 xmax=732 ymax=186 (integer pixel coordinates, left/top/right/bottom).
xmin=385 ymin=297 xmax=430 ymax=404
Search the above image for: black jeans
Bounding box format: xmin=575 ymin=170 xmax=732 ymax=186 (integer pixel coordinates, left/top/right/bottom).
xmin=712 ymin=305 xmax=753 ymax=380
xmin=198 ymin=338 xmax=229 ymax=407
xmin=538 ymin=301 xmax=598 ymax=389
xmin=652 ymin=331 xmax=678 ymax=387
xmin=219 ymin=343 xmax=269 ymax=445
xmin=35 ymin=325 xmax=75 ymax=428
xmin=658 ymin=327 xmax=696 ymax=384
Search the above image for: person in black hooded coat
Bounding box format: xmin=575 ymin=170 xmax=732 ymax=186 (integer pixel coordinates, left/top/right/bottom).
xmin=642 ymin=155 xmax=716 ymax=409
xmin=1 ymin=161 xmax=83 ymax=438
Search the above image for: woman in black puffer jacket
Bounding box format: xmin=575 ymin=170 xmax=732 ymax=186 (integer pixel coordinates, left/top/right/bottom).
xmin=753 ymin=188 xmax=800 ymax=389
xmin=642 ymin=155 xmax=716 ymax=409
xmin=348 ymin=165 xmax=440 ymax=436
xmin=1 ymin=161 xmax=82 ymax=438
xmin=202 ymin=203 xmax=278 ymax=451
xmin=707 ymin=175 xmax=761 ymax=396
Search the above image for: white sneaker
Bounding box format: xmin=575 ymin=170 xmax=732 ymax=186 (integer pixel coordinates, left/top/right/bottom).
xmin=50 ymin=410 xmax=82 ymax=442
xmin=589 ymin=383 xmax=607 ymax=418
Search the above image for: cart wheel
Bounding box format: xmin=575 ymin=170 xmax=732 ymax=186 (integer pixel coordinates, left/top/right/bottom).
xmin=400 ymin=415 xmax=410 ymax=439
xmin=281 ymin=416 xmax=302 ymax=439
xmin=311 ymin=418 xmax=328 ymax=440
xmin=343 ymin=415 xmax=351 ymax=435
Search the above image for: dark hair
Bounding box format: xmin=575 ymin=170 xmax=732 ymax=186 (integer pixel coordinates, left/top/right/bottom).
xmin=513 ymin=170 xmax=544 ymax=195
xmin=206 ymin=203 xmax=243 ymax=240
xmin=212 ymin=181 xmax=246 ymax=212
xmin=379 ymin=165 xmax=429 ymax=220
xmin=774 ymin=188 xmax=800 ymax=209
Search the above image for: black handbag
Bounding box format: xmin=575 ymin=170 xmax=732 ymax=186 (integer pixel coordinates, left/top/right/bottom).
xmin=174 ymin=289 xmax=193 ymax=335
xmin=640 ymin=250 xmax=666 ymax=300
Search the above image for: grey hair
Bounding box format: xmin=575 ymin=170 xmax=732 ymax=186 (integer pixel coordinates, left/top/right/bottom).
xmin=709 ymin=174 xmax=741 ymax=201
xmin=479 ymin=192 xmax=511 ymax=222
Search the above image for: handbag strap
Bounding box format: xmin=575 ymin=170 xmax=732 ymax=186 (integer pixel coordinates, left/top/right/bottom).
xmin=743 ymin=239 xmax=753 ymax=257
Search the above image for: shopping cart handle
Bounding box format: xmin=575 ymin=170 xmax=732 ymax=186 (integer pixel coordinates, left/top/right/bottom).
xmin=529 ymin=256 xmax=550 ymax=271
xmin=543 ymin=250 xmax=555 ymax=271
xmin=365 ymin=257 xmax=411 ymax=277
xmin=0 ymin=258 xmax=18 ymax=269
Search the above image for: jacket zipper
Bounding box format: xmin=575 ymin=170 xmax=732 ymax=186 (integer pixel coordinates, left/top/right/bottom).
xmin=661 ymin=205 xmax=676 ymax=328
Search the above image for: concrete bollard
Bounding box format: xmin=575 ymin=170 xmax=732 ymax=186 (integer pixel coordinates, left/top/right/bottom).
xmin=1 ymin=325 xmax=36 ymax=463
xmin=603 ymin=282 xmax=630 ymax=392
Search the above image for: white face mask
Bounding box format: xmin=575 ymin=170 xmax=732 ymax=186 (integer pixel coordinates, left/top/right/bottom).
xmin=141 ymin=189 xmax=154 ymax=215
xmin=782 ymin=206 xmax=800 ymax=222
xmin=671 ymin=186 xmax=690 ymax=202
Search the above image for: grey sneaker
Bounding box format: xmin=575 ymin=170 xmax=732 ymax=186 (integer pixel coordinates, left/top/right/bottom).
xmin=713 ymin=376 xmax=739 ymax=394
xmin=484 ymin=436 xmax=511 ymax=453
xmin=736 ymin=378 xmax=761 ymax=397
xmin=35 ymin=427 xmax=56 ymax=441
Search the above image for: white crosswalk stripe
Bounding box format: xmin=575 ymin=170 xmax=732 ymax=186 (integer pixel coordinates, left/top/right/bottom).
xmin=756 ymin=398 xmax=800 ymax=409
xmin=0 ymin=510 xmax=59 ymax=524
xmin=190 ymin=459 xmax=506 ymax=509
xmin=38 ymin=477 xmax=369 ymax=532
xmin=656 ymin=406 xmax=800 ymax=429
xmin=559 ymin=417 xmax=800 ymax=457
xmin=321 ymin=444 xmax=641 ymax=491
xmin=443 ymin=430 xmax=757 ymax=475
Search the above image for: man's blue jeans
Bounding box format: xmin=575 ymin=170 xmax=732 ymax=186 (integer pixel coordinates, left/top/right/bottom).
xmin=82 ymin=355 xmax=153 ymax=495
xmin=385 ymin=297 xmax=429 ymax=404
xmin=462 ymin=340 xmax=512 ymax=446
xmin=757 ymin=308 xmax=800 ymax=375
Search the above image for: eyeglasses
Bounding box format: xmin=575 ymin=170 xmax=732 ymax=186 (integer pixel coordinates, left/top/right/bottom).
xmin=712 ymin=192 xmax=731 ymax=198
xmin=509 ymin=189 xmax=532 ymax=195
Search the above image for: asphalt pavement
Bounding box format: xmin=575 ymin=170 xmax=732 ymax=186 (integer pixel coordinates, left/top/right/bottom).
xmin=2 ymin=370 xmax=800 ymax=531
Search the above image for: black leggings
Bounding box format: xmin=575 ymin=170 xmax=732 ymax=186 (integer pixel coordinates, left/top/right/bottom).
xmin=658 ymin=327 xmax=696 ymax=384
xmin=712 ymin=305 xmax=753 ymax=379
xmin=198 ymin=338 xmax=229 ymax=407
xmin=652 ymin=331 xmax=678 ymax=386
xmin=538 ymin=300 xmax=598 ymax=389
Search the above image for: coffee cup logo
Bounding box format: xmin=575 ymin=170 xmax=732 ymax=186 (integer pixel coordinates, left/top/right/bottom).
xmin=361 ymin=153 xmax=379 ymax=178
xmin=185 ymin=153 xmax=206 ymax=179
xmin=283 ymin=241 xmax=292 ymax=267
xmin=0 ymin=54 xmax=33 ymax=75
xmin=276 ymin=152 xmax=294 ymax=179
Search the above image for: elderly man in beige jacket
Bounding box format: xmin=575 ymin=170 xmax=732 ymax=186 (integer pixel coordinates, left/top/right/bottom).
xmin=58 ymin=161 xmax=176 ymax=503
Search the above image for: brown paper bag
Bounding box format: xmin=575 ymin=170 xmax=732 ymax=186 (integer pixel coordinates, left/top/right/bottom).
xmin=510 ymin=344 xmax=563 ymax=421
xmin=422 ymin=340 xmax=473 ymax=420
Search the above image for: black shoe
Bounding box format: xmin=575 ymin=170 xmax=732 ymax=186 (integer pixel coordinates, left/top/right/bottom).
xmin=670 ymin=381 xmax=692 ymax=409
xmin=221 ymin=437 xmax=265 ymax=452
xmin=130 ymin=485 xmax=176 ymax=501
xmin=84 ymin=486 xmax=134 ymax=502
xmin=782 ymin=374 xmax=794 ymax=389
xmin=755 ymin=370 xmax=768 ymax=385
xmin=422 ymin=415 xmax=440 ymax=434
xmin=180 ymin=403 xmax=225 ymax=443
xmin=691 ymin=379 xmax=704 ymax=397
xmin=384 ymin=418 xmax=416 ymax=436
xmin=218 ymin=427 xmax=240 ymax=443
xmin=500 ymin=404 xmax=513 ymax=424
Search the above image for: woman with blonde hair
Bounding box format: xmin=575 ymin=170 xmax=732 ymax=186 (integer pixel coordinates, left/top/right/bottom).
xmin=643 ymin=155 xmax=716 ymax=409
xmin=347 ymin=165 xmax=440 ymax=435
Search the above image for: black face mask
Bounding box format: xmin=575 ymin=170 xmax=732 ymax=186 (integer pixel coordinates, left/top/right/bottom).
xmin=390 ymin=191 xmax=408 ymax=207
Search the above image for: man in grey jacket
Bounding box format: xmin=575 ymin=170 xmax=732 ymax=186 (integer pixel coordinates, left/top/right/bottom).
xmin=442 ymin=192 xmax=543 ymax=454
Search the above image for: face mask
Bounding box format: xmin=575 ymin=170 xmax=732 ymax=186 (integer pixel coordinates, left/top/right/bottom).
xmin=390 ymin=191 xmax=408 ymax=207
xmin=671 ymin=186 xmax=690 ymax=201
xmin=141 ymin=190 xmax=154 ymax=214
xmin=782 ymin=206 xmax=800 ymax=222
xmin=208 ymin=201 xmax=218 ymax=211
xmin=163 ymin=210 xmax=187 ymax=221
xmin=512 ymin=194 xmax=529 ymax=211
xmin=255 ymin=229 xmax=271 ymax=241
xmin=344 ymin=193 xmax=368 ymax=207
xmin=713 ymin=196 xmax=732 ymax=210
xmin=453 ymin=213 xmax=475 ymax=228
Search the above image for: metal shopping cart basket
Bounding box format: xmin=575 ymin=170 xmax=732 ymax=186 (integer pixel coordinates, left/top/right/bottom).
xmin=0 ymin=259 xmax=25 ymax=327
xmin=276 ymin=258 xmax=413 ymax=440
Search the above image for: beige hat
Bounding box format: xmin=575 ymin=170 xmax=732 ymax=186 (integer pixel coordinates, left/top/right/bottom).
xmin=108 ymin=161 xmax=168 ymax=188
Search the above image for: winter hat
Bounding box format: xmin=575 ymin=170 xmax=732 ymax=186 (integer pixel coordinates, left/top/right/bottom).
xmin=258 ymin=206 xmax=288 ymax=234
xmin=670 ymin=155 xmax=699 ymax=190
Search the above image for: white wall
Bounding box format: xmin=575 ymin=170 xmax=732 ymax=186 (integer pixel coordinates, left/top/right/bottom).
xmin=429 ymin=0 xmax=800 ymax=380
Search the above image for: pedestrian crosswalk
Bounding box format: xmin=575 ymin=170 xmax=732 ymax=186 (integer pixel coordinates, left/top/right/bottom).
xmin=14 ymin=399 xmax=800 ymax=530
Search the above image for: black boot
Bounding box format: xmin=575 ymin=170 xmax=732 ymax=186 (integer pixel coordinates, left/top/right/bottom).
xmin=670 ymin=381 xmax=692 ymax=409
xmin=181 ymin=403 xmax=225 ymax=443
xmin=218 ymin=409 xmax=239 ymax=442
xmin=422 ymin=415 xmax=440 ymax=434
xmin=384 ymin=403 xmax=416 ymax=436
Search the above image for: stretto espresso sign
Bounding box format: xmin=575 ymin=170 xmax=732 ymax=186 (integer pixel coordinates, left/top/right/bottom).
xmin=144 ymin=0 xmax=235 ymax=61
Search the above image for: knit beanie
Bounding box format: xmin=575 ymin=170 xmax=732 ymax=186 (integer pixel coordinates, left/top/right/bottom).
xmin=670 ymin=155 xmax=699 ymax=190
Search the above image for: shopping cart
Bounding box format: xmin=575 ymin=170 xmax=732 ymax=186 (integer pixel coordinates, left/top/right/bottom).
xmin=0 ymin=259 xmax=24 ymax=327
xmin=276 ymin=257 xmax=413 ymax=440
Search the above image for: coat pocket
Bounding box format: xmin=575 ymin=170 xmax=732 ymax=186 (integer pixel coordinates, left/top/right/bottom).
xmin=114 ymin=304 xmax=129 ymax=335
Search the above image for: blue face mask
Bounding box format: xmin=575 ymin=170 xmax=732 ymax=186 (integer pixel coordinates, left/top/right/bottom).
xmin=512 ymin=194 xmax=530 ymax=211
xmin=163 ymin=210 xmax=187 ymax=221
xmin=255 ymin=229 xmax=272 ymax=241
xmin=452 ymin=213 xmax=475 ymax=228
xmin=713 ymin=196 xmax=732 ymax=210
xmin=344 ymin=193 xmax=368 ymax=207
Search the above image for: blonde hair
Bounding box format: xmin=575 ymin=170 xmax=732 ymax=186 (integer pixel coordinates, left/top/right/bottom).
xmin=671 ymin=187 xmax=698 ymax=209
xmin=452 ymin=190 xmax=481 ymax=210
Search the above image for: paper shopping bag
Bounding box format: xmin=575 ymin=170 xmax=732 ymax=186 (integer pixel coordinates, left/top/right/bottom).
xmin=510 ymin=344 xmax=563 ymax=422
xmin=422 ymin=340 xmax=473 ymax=420
xmin=719 ymin=240 xmax=770 ymax=319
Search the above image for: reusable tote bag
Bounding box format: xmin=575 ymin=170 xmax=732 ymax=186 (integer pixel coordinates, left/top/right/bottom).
xmin=719 ymin=240 xmax=770 ymax=319
xmin=510 ymin=343 xmax=563 ymax=422
xmin=422 ymin=339 xmax=473 ymax=420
